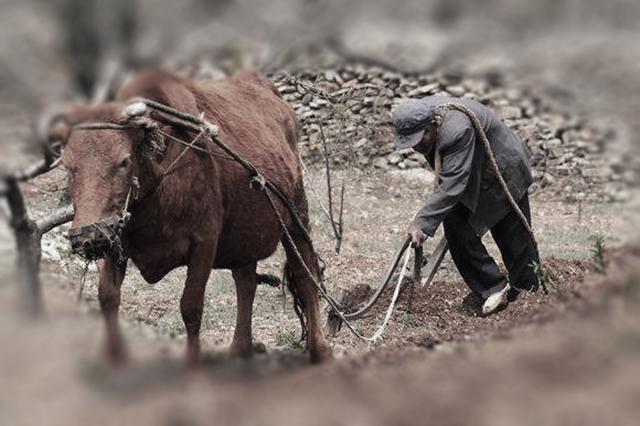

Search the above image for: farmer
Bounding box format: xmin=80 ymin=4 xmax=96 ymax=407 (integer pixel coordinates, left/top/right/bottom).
xmin=393 ymin=96 xmax=540 ymax=315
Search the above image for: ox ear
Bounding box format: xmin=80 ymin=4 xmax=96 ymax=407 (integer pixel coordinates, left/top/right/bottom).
xmin=37 ymin=112 xmax=72 ymax=160
xmin=37 ymin=103 xmax=101 ymax=151
xmin=47 ymin=117 xmax=71 ymax=145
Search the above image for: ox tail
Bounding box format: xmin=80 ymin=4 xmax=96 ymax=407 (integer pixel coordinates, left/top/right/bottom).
xmin=282 ymin=240 xmax=328 ymax=345
xmin=282 ymin=260 xmax=309 ymax=343
xmin=281 ymin=178 xmax=327 ymax=345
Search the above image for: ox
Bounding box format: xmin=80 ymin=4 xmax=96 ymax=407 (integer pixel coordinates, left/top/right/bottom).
xmin=48 ymin=69 xmax=332 ymax=366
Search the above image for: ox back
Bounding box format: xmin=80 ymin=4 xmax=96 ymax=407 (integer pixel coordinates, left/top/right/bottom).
xmin=118 ymin=69 xmax=305 ymax=283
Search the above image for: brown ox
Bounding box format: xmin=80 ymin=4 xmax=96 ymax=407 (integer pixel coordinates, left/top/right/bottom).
xmin=51 ymin=69 xmax=332 ymax=366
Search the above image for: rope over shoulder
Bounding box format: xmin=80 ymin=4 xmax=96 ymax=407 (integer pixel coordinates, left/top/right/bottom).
xmin=434 ymin=102 xmax=546 ymax=293
xmin=433 ymin=103 xmax=537 ymax=242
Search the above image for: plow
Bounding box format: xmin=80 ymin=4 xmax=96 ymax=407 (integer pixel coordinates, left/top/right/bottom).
xmin=326 ymin=235 xmax=449 ymax=341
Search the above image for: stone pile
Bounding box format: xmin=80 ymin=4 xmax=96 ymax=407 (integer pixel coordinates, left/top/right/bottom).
xmin=269 ymin=65 xmax=626 ymax=200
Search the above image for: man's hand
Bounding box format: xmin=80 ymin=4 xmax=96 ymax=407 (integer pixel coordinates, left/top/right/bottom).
xmin=407 ymin=223 xmax=427 ymax=248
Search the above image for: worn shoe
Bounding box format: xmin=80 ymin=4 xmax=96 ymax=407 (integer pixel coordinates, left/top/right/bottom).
xmin=482 ymin=283 xmax=511 ymax=315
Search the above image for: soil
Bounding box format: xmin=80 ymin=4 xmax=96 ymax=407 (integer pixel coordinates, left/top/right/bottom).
xmin=1 ymin=244 xmax=639 ymax=426
xmin=329 ymin=256 xmax=589 ymax=350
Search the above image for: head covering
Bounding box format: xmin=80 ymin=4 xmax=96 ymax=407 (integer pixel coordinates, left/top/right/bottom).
xmin=393 ymin=99 xmax=436 ymax=149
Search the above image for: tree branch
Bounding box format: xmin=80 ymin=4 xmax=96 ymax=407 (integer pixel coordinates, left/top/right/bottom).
xmin=318 ymin=123 xmax=346 ymax=254
xmin=36 ymin=203 xmax=74 ymax=235
xmin=4 ymin=177 xmax=43 ymax=316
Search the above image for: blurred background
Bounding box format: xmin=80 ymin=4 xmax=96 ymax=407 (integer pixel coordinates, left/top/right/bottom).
xmin=1 ymin=1 xmax=639 ymax=425
xmin=1 ymin=0 xmax=638 ymax=189
xmin=1 ymin=0 xmax=639 ymax=150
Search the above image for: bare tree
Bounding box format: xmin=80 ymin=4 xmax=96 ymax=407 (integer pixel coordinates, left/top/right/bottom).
xmin=2 ymin=160 xmax=74 ymax=316
xmin=318 ymin=123 xmax=346 ymax=254
xmin=282 ymin=74 xmax=383 ymax=254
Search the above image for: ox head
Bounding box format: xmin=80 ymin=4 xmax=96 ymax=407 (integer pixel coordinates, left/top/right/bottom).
xmin=45 ymin=101 xmax=164 ymax=260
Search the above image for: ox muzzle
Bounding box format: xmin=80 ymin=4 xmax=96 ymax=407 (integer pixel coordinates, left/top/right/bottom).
xmin=66 ymin=177 xmax=138 ymax=264
xmin=68 ymin=213 xmax=130 ymax=262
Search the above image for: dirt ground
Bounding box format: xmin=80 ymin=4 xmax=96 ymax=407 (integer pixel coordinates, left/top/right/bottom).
xmin=1 ymin=163 xmax=639 ymax=426
xmin=14 ymin=166 xmax=639 ymax=352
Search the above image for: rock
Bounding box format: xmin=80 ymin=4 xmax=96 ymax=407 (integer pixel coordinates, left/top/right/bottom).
xmin=324 ymin=70 xmax=343 ymax=84
xmin=389 ymin=169 xmax=436 ymax=186
xmin=354 ymin=137 xmax=368 ymax=149
xmin=447 ymin=85 xmax=466 ymax=97
xmin=408 ymin=152 xmax=427 ymax=166
xmin=407 ymin=83 xmax=439 ymax=97
xmin=302 ymin=93 xmax=313 ymax=105
xmin=498 ymin=106 xmax=522 ymax=120
xmin=387 ymin=152 xmax=402 ymax=165
xmin=278 ymin=85 xmax=297 ymax=95
xmin=404 ymin=158 xmax=422 ymax=168
xmin=463 ymin=79 xmax=487 ymax=94
xmin=372 ymin=157 xmax=389 ymax=169
xmin=542 ymin=173 xmax=556 ymax=187
xmin=357 ymin=156 xmax=370 ymax=167
xmin=41 ymin=236 xmax=64 ymax=262
xmin=300 ymin=110 xmax=317 ymax=121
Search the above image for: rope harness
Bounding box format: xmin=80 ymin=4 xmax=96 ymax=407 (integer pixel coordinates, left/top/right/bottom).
xmin=67 ymin=98 xmax=542 ymax=344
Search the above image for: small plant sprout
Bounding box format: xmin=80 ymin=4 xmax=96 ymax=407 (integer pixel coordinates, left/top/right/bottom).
xmin=530 ymin=261 xmax=559 ymax=293
xmin=590 ymin=234 xmax=609 ymax=274
xmin=275 ymin=329 xmax=303 ymax=349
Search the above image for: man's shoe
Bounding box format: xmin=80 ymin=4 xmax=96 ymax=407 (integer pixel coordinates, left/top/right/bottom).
xmin=482 ymin=283 xmax=511 ymax=315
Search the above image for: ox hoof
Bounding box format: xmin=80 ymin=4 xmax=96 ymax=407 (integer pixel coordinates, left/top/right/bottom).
xmin=310 ymin=344 xmax=333 ymax=364
xmin=229 ymin=342 xmax=254 ymax=359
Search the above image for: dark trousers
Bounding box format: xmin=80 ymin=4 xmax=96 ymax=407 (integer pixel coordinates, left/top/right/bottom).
xmin=443 ymin=193 xmax=540 ymax=300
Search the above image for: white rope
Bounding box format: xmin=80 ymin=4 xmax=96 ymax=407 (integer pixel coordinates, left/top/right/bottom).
xmin=370 ymin=248 xmax=412 ymax=343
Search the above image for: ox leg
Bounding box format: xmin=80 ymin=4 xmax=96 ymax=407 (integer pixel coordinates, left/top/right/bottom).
xmin=97 ymin=256 xmax=128 ymax=365
xmin=282 ymin=236 xmax=333 ymax=363
xmin=180 ymin=243 xmax=215 ymax=369
xmin=230 ymin=263 xmax=257 ymax=358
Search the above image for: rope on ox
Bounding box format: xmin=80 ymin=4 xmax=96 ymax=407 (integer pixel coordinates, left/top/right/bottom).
xmin=75 ymin=98 xmax=414 ymax=344
xmin=70 ymin=97 xmax=545 ymax=344
xmin=127 ymin=98 xmax=414 ymax=344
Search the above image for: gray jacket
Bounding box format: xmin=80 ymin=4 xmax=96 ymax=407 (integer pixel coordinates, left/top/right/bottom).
xmin=411 ymin=96 xmax=533 ymax=236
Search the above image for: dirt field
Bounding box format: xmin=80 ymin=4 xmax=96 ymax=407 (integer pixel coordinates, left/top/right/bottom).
xmin=1 ymin=162 xmax=639 ymax=425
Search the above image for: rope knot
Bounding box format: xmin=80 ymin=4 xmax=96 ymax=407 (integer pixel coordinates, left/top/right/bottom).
xmin=250 ymin=173 xmax=266 ymax=190
xmin=131 ymin=117 xmax=166 ymax=158
xmin=203 ymin=121 xmax=219 ymax=137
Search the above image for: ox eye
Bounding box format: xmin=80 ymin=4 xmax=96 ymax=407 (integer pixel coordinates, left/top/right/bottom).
xmin=118 ymin=157 xmax=131 ymax=169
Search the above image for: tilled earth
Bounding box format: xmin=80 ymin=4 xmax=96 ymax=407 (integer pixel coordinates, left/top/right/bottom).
xmin=1 ymin=243 xmax=639 ymax=426
xmin=1 ymin=153 xmax=638 ymax=426
xmin=330 ymin=256 xmax=588 ymax=350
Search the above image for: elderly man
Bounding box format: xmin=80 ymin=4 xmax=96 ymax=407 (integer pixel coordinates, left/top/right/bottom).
xmin=393 ymin=96 xmax=540 ymax=314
